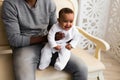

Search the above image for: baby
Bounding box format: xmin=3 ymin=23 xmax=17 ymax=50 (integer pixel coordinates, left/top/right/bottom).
xmin=39 ymin=8 xmax=80 ymax=71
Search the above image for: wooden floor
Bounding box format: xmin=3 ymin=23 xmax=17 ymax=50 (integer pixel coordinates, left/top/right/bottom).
xmin=102 ymin=52 xmax=120 ymax=80
xmin=89 ymin=52 xmax=120 ymax=80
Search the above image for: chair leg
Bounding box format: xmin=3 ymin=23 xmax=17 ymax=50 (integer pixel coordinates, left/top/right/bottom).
xmin=97 ymin=71 xmax=104 ymax=80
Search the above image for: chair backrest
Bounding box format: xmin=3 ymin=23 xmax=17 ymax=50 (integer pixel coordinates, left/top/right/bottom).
xmin=0 ymin=0 xmax=78 ymax=48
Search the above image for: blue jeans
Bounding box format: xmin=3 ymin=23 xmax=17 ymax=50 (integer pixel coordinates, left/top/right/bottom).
xmin=12 ymin=44 xmax=88 ymax=80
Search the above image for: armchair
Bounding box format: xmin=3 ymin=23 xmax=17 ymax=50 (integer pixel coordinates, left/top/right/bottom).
xmin=0 ymin=0 xmax=110 ymax=80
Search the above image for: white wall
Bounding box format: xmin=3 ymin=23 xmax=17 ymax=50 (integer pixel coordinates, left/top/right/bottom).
xmin=105 ymin=0 xmax=120 ymax=63
xmin=76 ymin=0 xmax=120 ymax=62
xmin=76 ymin=0 xmax=110 ymax=50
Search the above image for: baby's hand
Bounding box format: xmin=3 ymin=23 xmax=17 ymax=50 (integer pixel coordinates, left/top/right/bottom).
xmin=54 ymin=45 xmax=61 ymax=50
xmin=65 ymin=44 xmax=72 ymax=50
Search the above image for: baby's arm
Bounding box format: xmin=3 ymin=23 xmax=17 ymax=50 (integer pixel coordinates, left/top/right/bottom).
xmin=69 ymin=27 xmax=80 ymax=48
xmin=48 ymin=24 xmax=65 ymax=49
xmin=54 ymin=45 xmax=61 ymax=50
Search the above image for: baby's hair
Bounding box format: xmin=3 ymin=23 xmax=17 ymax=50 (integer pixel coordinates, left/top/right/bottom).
xmin=59 ymin=8 xmax=74 ymax=18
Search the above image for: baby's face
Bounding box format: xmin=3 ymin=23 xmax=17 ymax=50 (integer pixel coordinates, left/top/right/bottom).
xmin=59 ymin=13 xmax=74 ymax=31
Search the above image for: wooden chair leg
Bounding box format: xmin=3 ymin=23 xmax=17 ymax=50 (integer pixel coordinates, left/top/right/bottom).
xmin=97 ymin=71 xmax=104 ymax=80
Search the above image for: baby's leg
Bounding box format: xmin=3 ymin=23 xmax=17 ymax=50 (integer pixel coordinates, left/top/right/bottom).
xmin=39 ymin=43 xmax=52 ymax=70
xmin=54 ymin=47 xmax=71 ymax=71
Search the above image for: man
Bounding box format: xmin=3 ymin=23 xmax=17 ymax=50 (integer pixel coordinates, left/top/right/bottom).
xmin=2 ymin=0 xmax=88 ymax=80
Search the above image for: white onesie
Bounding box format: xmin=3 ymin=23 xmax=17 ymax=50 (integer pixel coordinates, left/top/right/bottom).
xmin=39 ymin=23 xmax=79 ymax=71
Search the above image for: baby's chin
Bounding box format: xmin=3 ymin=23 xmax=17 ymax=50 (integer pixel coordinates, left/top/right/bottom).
xmin=64 ymin=28 xmax=70 ymax=31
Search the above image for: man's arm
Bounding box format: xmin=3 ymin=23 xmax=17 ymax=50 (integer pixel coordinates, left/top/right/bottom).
xmin=30 ymin=36 xmax=47 ymax=45
xmin=30 ymin=32 xmax=65 ymax=45
xmin=2 ymin=1 xmax=30 ymax=47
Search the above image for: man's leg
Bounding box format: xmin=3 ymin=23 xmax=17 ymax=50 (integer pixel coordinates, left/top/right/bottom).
xmin=63 ymin=53 xmax=88 ymax=80
xmin=50 ymin=52 xmax=88 ymax=80
xmin=12 ymin=44 xmax=44 ymax=80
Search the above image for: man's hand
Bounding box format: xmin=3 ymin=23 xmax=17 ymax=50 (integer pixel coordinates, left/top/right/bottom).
xmin=55 ymin=32 xmax=65 ymax=41
xmin=30 ymin=35 xmax=48 ymax=45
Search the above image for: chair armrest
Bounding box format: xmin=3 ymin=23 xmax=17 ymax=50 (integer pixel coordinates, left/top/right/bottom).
xmin=76 ymin=26 xmax=110 ymax=60
xmin=0 ymin=46 xmax=12 ymax=54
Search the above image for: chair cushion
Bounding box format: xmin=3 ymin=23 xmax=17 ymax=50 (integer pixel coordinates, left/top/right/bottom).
xmin=36 ymin=67 xmax=71 ymax=80
xmin=71 ymin=48 xmax=105 ymax=72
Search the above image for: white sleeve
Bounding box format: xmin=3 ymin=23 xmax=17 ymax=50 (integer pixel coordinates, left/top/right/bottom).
xmin=48 ymin=24 xmax=58 ymax=48
xmin=69 ymin=27 xmax=80 ymax=48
